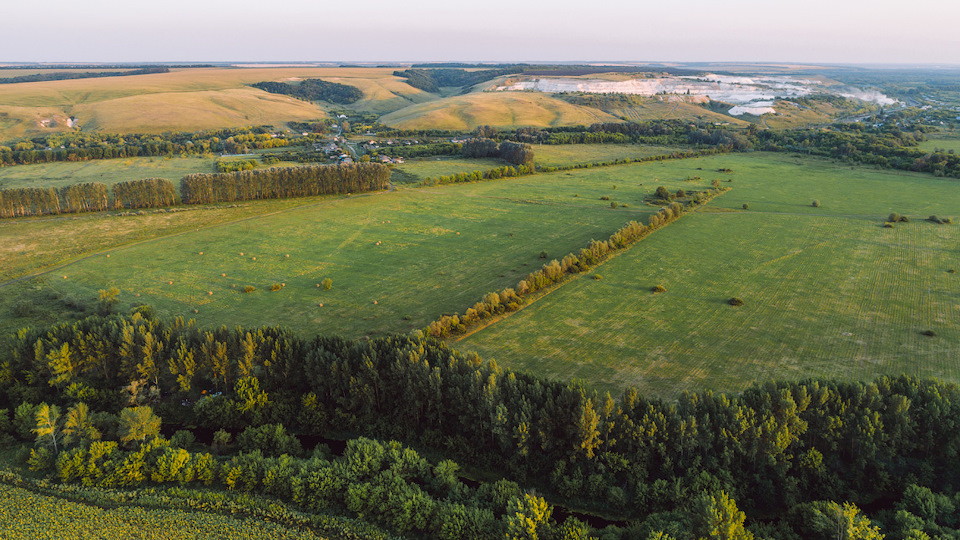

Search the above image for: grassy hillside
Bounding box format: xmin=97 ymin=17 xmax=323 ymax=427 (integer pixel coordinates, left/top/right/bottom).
xmin=458 ymin=153 xmax=960 ymax=398
xmin=379 ymin=91 xmax=619 ymax=130
xmin=0 ymin=67 xmax=433 ymax=140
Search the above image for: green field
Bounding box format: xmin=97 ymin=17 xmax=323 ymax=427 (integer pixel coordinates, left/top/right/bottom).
xmin=533 ymin=143 xmax=684 ymax=168
xmin=919 ymin=135 xmax=960 ymax=154
xmin=1 ymin=164 xmax=706 ymax=339
xmin=392 ymin=156 xmax=508 ymax=183
xmin=0 ymin=155 xmax=220 ymax=190
xmin=0 ymin=484 xmax=322 ymax=539
xmin=458 ymin=153 xmax=960 ymax=398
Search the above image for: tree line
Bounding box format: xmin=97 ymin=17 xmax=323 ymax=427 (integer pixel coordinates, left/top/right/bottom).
xmin=422 ymin=163 xmax=536 ymax=186
xmin=0 ymin=67 xmax=169 ymax=85
xmin=425 ymin=191 xmax=726 ymax=339
xmin=0 ymin=178 xmax=179 ymax=218
xmin=0 ymin=126 xmax=301 ymax=167
xmin=3 ymin=308 xmax=960 ymax=537
xmin=392 ymin=67 xmax=523 ymax=93
xmin=180 ymin=163 xmax=390 ymax=204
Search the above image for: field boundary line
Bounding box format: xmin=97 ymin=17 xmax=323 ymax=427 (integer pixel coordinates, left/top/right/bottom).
xmin=449 ymin=190 xmax=729 ymax=343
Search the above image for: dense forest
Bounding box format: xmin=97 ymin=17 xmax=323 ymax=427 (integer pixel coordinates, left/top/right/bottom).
xmin=2 ymin=308 xmax=959 ymax=538
xmin=251 ymin=79 xmax=364 ymax=105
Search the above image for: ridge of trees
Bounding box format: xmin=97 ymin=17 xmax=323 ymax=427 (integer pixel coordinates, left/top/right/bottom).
xmin=250 ymin=80 xmax=364 ymax=105
xmin=461 ymin=138 xmax=535 ymax=165
xmin=179 ymin=163 xmax=390 ymax=205
xmin=425 ymin=189 xmax=727 ymax=339
xmin=392 ymin=67 xmax=524 ymax=93
xmin=0 ymin=67 xmax=170 ymax=85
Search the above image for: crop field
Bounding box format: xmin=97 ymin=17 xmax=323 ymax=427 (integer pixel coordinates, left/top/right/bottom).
xmin=378 ymin=91 xmax=619 ymax=130
xmin=533 ymin=143 xmax=684 ymax=168
xmin=0 ymin=163 xmax=705 ymax=340
xmin=458 ymin=153 xmax=960 ymax=398
xmin=0 ymin=155 xmax=220 ymax=190
xmin=0 ymin=484 xmax=322 ymax=539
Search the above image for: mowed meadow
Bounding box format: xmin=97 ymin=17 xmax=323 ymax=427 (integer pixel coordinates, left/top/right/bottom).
xmin=458 ymin=153 xmax=960 ymax=398
xmin=1 ymin=159 xmax=703 ymax=339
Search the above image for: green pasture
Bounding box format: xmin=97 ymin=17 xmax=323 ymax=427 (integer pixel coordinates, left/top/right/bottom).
xmin=533 ymin=144 xmax=683 ymax=168
xmin=458 ymin=153 xmax=960 ymax=398
xmin=392 ymin=156 xmax=507 ymax=183
xmin=0 ymin=155 xmax=219 ymax=190
xmin=0 ymin=164 xmax=705 ymax=339
xmin=918 ymin=135 xmax=960 ymax=154
xmin=0 ymin=484 xmax=322 ymax=539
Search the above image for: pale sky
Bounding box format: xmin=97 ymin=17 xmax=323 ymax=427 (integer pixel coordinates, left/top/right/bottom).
xmin=1 ymin=0 xmax=957 ymax=64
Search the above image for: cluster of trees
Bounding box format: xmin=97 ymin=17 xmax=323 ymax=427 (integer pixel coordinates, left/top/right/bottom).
xmin=538 ymin=148 xmax=726 ymax=174
xmin=0 ymin=67 xmax=169 ymax=85
xmin=750 ymin=123 xmax=960 ymax=177
xmin=0 ymin=126 xmax=300 ymax=167
xmin=215 ymin=159 xmax=258 ymax=173
xmin=251 ymin=80 xmax=364 ymax=105
xmin=461 ymin=138 xmax=534 ymax=165
xmin=392 ymin=67 xmax=523 ymax=93
xmin=422 ymin=163 xmax=535 ymax=186
xmin=426 ymin=193 xmax=724 ymax=339
xmin=111 ymin=178 xmax=178 ymax=210
xmin=179 ymin=163 xmax=390 ymax=204
xmin=6 ymin=307 xmax=960 ymax=537
xmin=380 ymin=142 xmax=461 ymax=158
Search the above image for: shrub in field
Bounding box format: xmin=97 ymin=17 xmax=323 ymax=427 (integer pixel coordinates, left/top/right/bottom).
xmin=600 ymin=196 xmax=610 ymax=201
xmin=921 ymin=330 xmax=937 ymax=337
xmin=742 ymin=203 xmax=749 ymax=210
xmin=593 ymin=275 xmax=603 ymax=281
xmin=652 ymin=285 xmax=667 ymax=293
xmin=610 ymin=201 xmax=618 ymax=209
xmin=270 ymin=284 xmax=283 ymax=292
xmin=728 ymin=297 xmax=745 ymax=306
xmin=676 ymin=188 xmax=686 ymax=198
xmin=929 ymin=215 xmax=951 ymax=224
xmin=322 ymin=278 xmax=333 ymax=290
xmin=889 ymin=212 xmax=901 ymax=223
xmin=883 ymin=222 xmax=895 ymax=228
xmin=811 ymin=200 xmax=820 ymax=207
xmin=655 ymin=186 xmax=672 ymax=200
xmin=242 ymin=286 xmax=256 ymax=293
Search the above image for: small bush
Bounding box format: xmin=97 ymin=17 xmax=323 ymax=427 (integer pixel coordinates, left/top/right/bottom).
xmin=676 ymin=188 xmax=686 ymax=198
xmin=899 ymin=216 xmax=909 ymax=223
xmin=883 ymin=222 xmax=894 ymax=228
xmin=888 ymin=212 xmax=901 ymax=222
xmin=171 ymin=430 xmax=196 ymax=448
xmin=655 ymin=186 xmax=671 ymax=200
xmin=811 ymin=200 xmax=820 ymax=208
xmin=593 ymin=275 xmax=603 ymax=280
xmin=651 ymin=285 xmax=666 ymax=293
xmin=539 ymin=251 xmax=548 ymax=259
xmin=242 ymin=285 xmax=256 ymax=293
xmin=321 ymin=278 xmax=333 ymax=290
xmin=728 ymin=297 xmax=745 ymax=306
xmin=920 ymin=330 xmax=937 ymax=337
xmin=742 ymin=203 xmax=749 ymax=210
xmin=270 ymin=283 xmax=283 ymax=291
xmin=600 ymin=196 xmax=611 ymax=201
xmin=610 ymin=201 xmax=618 ymax=209
xmin=929 ymin=215 xmax=948 ymax=224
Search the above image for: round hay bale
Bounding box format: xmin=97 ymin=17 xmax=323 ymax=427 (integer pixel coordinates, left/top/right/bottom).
xmin=285 ymin=254 xmax=290 ymax=258
xmin=208 ymin=291 xmax=213 ymax=295
xmin=168 ymin=281 xmax=173 ymax=285
xmin=193 ymin=309 xmax=199 ymax=313
xmin=136 ymin=293 xmax=140 ymax=297
xmin=221 ymin=273 xmax=226 ymax=277
xmin=239 ymin=252 xmax=244 ymax=256
xmin=318 ymin=303 xmax=323 ymax=307
xmin=106 ymin=254 xmax=111 ymax=258
xmin=63 ymin=276 xmax=67 ymax=279
xmin=199 ymin=252 xmax=203 ymax=255
xmin=373 ymin=300 xmax=378 ymax=304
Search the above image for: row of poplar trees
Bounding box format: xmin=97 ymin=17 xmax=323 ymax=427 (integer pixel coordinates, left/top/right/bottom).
xmin=0 ymin=163 xmax=391 ymax=218
xmin=0 ymin=178 xmax=176 ymax=218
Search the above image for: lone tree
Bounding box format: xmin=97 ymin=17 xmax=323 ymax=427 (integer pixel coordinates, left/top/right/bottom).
xmin=655 ymin=186 xmax=672 ymax=200
xmin=119 ymin=406 xmax=161 ymax=447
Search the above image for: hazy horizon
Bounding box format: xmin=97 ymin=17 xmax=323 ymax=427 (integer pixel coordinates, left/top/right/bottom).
xmin=1 ymin=0 xmax=957 ymax=65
